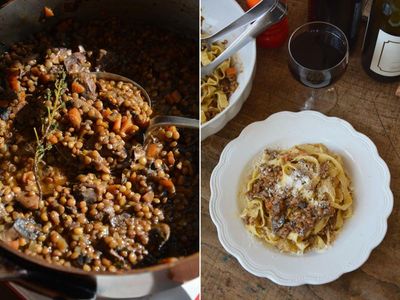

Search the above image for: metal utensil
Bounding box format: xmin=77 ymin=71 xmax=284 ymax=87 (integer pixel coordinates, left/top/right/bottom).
xmin=93 ymin=72 xmax=199 ymax=136
xmin=93 ymin=71 xmax=152 ymax=106
xmin=146 ymin=115 xmax=199 ymax=138
xmin=201 ymin=0 xmax=287 ymax=77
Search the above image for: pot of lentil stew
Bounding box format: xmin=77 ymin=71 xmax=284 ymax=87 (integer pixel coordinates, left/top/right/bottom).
xmin=0 ymin=0 xmax=199 ymax=298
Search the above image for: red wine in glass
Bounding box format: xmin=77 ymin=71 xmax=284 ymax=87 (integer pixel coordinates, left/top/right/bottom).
xmin=288 ymin=22 xmax=349 ymax=112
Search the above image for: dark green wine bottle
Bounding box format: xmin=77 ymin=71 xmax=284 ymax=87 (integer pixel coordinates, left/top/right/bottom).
xmin=362 ymin=0 xmax=400 ymax=82
xmin=308 ymin=0 xmax=363 ymax=49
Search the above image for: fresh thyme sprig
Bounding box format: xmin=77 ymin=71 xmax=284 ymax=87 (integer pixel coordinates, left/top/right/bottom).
xmin=33 ymin=72 xmax=67 ymax=201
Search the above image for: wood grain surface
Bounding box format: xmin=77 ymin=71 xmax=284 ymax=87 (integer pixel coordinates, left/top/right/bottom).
xmin=201 ymin=1 xmax=400 ymax=299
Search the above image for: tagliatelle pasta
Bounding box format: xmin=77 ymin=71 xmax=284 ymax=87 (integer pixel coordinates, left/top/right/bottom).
xmin=241 ymin=144 xmax=353 ymax=254
xmin=201 ymin=41 xmax=238 ymax=124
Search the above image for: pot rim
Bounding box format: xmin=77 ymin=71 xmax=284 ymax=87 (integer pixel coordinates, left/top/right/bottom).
xmin=1 ymin=241 xmax=199 ymax=276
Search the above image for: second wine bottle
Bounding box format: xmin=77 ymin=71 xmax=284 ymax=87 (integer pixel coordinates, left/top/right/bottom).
xmin=308 ymin=0 xmax=363 ymax=49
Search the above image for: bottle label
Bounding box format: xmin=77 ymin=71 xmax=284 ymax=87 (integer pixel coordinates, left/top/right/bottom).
xmin=370 ymin=29 xmax=400 ymax=77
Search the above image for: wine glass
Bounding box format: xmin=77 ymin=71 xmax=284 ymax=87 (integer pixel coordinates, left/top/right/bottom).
xmin=288 ymin=21 xmax=349 ymax=112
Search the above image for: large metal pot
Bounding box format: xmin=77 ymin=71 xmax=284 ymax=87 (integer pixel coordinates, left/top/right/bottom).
xmin=0 ymin=0 xmax=199 ymax=298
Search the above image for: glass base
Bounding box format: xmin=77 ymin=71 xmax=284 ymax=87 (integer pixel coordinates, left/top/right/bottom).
xmin=300 ymin=87 xmax=337 ymax=113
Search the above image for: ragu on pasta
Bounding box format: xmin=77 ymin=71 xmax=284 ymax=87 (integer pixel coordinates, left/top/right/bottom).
xmin=241 ymin=144 xmax=353 ymax=254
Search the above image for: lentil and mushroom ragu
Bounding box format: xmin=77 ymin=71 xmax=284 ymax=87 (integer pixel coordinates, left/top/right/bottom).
xmin=0 ymin=19 xmax=199 ymax=272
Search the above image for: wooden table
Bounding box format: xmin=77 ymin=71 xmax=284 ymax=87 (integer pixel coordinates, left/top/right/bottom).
xmin=201 ymin=1 xmax=400 ymax=299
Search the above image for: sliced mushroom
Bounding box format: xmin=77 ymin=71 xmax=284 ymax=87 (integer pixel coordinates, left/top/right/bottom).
xmin=73 ymin=185 xmax=97 ymax=204
xmin=13 ymin=218 xmax=40 ymax=240
xmin=79 ymin=72 xmax=97 ymax=98
xmin=0 ymin=227 xmax=19 ymax=242
xmin=151 ymin=223 xmax=170 ymax=249
xmin=0 ymin=218 xmax=39 ymax=243
xmin=110 ymin=212 xmax=129 ymax=228
xmin=0 ymin=203 xmax=7 ymax=219
xmin=132 ymin=144 xmax=146 ymax=161
xmin=109 ymin=249 xmax=124 ymax=262
xmin=63 ymin=51 xmax=85 ymax=74
xmin=15 ymin=192 xmax=39 ymax=210
xmin=272 ymin=215 xmax=285 ymax=232
xmin=0 ymin=107 xmax=10 ymax=121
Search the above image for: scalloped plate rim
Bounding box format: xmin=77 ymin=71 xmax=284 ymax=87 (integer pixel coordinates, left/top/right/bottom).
xmin=209 ymin=111 xmax=393 ymax=286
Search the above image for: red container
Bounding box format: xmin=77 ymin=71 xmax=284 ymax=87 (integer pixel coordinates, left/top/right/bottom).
xmin=246 ymin=0 xmax=289 ymax=48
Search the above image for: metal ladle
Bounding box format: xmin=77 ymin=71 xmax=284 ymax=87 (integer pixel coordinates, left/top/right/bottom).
xmin=201 ymin=0 xmax=287 ymax=77
xmin=92 ymin=72 xmax=199 ymax=137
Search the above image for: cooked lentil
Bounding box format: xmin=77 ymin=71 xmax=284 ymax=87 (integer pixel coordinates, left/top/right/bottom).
xmin=0 ymin=19 xmax=198 ymax=271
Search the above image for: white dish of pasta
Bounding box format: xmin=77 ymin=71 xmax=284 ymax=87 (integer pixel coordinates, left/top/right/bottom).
xmin=209 ymin=111 xmax=393 ymax=286
xmin=201 ymin=0 xmax=256 ymax=140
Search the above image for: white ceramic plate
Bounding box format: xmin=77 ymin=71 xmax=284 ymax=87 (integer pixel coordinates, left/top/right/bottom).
xmin=209 ymin=111 xmax=393 ymax=286
xmin=201 ymin=0 xmax=257 ymax=140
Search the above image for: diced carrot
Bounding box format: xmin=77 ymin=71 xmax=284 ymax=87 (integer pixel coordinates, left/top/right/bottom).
xmin=71 ymin=81 xmax=85 ymax=94
xmin=166 ymin=90 xmax=182 ymax=104
xmin=44 ymin=7 xmax=54 ymax=18
xmin=30 ymin=66 xmax=40 ymax=76
xmin=107 ymin=184 xmax=120 ymax=194
xmin=68 ymin=107 xmax=81 ymax=128
xmin=160 ymin=178 xmax=174 ymax=190
xmin=39 ymin=73 xmax=51 ymax=83
xmin=120 ymin=116 xmax=133 ymax=133
xmin=96 ymin=125 xmax=105 ymax=135
xmin=102 ymin=107 xmax=112 ymax=118
xmin=167 ymin=151 xmax=175 ymax=165
xmin=165 ymin=90 xmax=182 ymax=104
xmin=48 ymin=134 xmax=58 ymax=145
xmin=7 ymin=74 xmax=20 ymax=92
xmin=146 ymin=143 xmax=161 ymax=158
xmin=129 ymin=172 xmax=137 ymax=182
xmin=120 ymin=116 xmax=138 ymax=136
xmin=170 ymin=90 xmax=182 ymax=102
xmin=265 ymin=201 xmax=273 ymax=210
xmin=226 ymin=67 xmax=237 ymax=78
xmin=18 ymin=91 xmax=26 ymax=101
xmin=113 ymin=115 xmax=122 ymax=132
xmin=7 ymin=240 xmax=19 ymax=250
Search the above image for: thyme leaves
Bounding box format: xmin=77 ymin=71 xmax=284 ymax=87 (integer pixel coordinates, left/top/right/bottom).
xmin=33 ymin=72 xmax=67 ymax=201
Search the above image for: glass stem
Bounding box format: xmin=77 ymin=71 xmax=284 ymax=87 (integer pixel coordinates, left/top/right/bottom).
xmin=303 ymin=89 xmax=317 ymax=110
xmin=310 ymin=89 xmax=316 ymax=101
